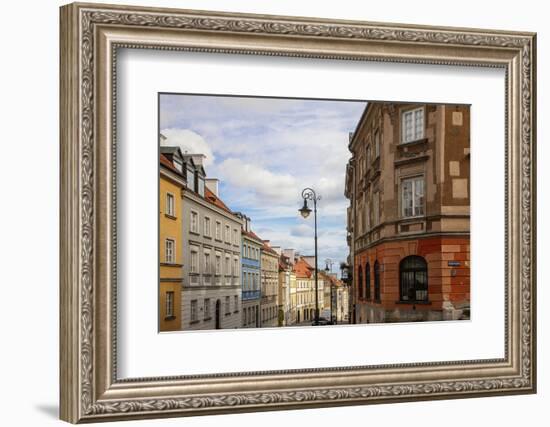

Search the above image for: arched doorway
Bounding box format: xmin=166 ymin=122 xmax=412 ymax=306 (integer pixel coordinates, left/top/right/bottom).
xmin=358 ymin=265 xmax=363 ymax=299
xmin=374 ymin=261 xmax=380 ymax=302
xmin=365 ymin=262 xmax=371 ymax=300
xmin=399 ymin=256 xmax=428 ymax=302
xmin=215 ymin=299 xmax=221 ymax=329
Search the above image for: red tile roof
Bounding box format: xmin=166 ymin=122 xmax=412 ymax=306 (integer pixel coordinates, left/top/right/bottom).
xmin=293 ymin=258 xmax=313 ymax=278
xmin=204 ymin=187 xmax=232 ymax=214
xmin=160 ymin=154 xmax=179 ymax=174
xmin=242 ymin=228 xmax=263 ymax=242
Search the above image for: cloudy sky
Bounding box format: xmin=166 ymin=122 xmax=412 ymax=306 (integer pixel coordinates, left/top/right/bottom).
xmin=160 ymin=94 xmax=366 ymax=274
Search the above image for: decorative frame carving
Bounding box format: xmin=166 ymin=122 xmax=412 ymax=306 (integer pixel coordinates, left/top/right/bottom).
xmin=60 ymin=2 xmax=536 ymax=423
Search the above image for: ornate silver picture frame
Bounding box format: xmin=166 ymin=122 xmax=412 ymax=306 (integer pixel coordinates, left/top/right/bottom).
xmin=60 ymin=2 xmax=536 ymax=423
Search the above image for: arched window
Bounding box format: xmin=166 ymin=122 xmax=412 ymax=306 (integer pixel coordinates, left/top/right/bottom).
xmin=365 ymin=262 xmax=371 ymax=300
xmin=357 ymin=265 xmax=364 ymax=299
xmin=374 ymin=261 xmax=381 ymax=302
xmin=399 ymin=256 xmax=428 ymax=302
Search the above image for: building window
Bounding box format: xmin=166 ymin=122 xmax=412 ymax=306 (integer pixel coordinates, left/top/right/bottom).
xmin=204 ymin=298 xmax=210 ymax=319
xmin=190 ymin=300 xmax=198 ymax=322
xmin=374 ymin=261 xmax=381 ymax=302
xmin=165 ymin=239 xmax=175 ymax=264
xmin=234 ymin=295 xmax=239 ymax=312
xmin=366 ymin=144 xmax=371 ymax=166
xmin=165 ymin=193 xmax=175 ymax=217
xmin=204 ymin=216 xmax=211 ymax=237
xmin=190 ymin=248 xmax=198 ymax=273
xmin=399 ymin=256 xmax=428 ymax=302
xmin=197 ymin=176 xmax=205 ymax=197
xmin=225 ymin=255 xmax=231 ymax=275
xmin=374 ymin=129 xmax=380 ymax=159
xmin=225 ymin=296 xmax=230 ymax=314
xmin=373 ymin=192 xmax=380 ymax=226
xmin=204 ymin=251 xmax=210 ymax=274
xmin=401 ymin=176 xmax=425 ymax=217
xmin=365 ymin=198 xmax=371 ymax=231
xmin=365 ymin=262 xmax=371 ymax=300
xmin=215 ymin=221 xmax=222 ymax=240
xmin=187 ymin=166 xmax=195 ymax=192
xmin=233 ymin=228 xmax=238 ymax=245
xmin=358 ymin=265 xmax=363 ymax=299
xmin=402 ymin=107 xmax=424 ymax=143
xmin=190 ymin=211 xmax=198 ymax=233
xmin=165 ymin=291 xmax=174 ymax=318
xmin=215 ymin=254 xmax=221 ymax=275
xmin=225 ymin=224 xmax=230 ymax=243
xmin=233 ymin=258 xmax=239 ymax=277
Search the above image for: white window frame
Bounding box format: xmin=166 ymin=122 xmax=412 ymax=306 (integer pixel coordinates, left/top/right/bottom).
xmin=401 ymin=175 xmax=425 ymax=218
xmin=215 ymin=221 xmax=222 ymax=240
xmin=225 ymin=224 xmax=231 ymax=243
xmin=165 ymin=238 xmax=175 ymax=264
xmin=233 ymin=257 xmax=239 ymax=277
xmin=203 ymin=250 xmax=211 ymax=274
xmin=401 ymin=107 xmax=425 ymax=144
xmin=190 ymin=210 xmax=199 ymax=234
xmin=190 ymin=299 xmax=198 ymax=322
xmin=225 ymin=254 xmax=231 ymax=276
xmin=204 ymin=298 xmax=210 ymax=319
xmin=165 ymin=291 xmax=174 ymax=317
xmin=190 ymin=246 xmax=199 ymax=273
xmin=215 ymin=253 xmax=222 ymax=275
xmin=165 ymin=192 xmax=175 ymax=217
xmin=203 ymin=216 xmax=211 ymax=237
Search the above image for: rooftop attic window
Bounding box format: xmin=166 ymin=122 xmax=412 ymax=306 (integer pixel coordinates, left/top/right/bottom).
xmin=198 ymin=176 xmax=205 ymax=197
xmin=187 ymin=166 xmax=195 ymax=192
xmin=173 ymin=158 xmax=183 ymax=173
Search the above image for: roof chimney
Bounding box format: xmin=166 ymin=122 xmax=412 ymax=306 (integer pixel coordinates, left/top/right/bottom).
xmin=205 ymin=178 xmax=219 ymax=196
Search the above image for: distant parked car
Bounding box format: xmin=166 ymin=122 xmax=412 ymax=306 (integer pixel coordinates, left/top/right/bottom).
xmin=312 ymin=317 xmax=332 ymax=326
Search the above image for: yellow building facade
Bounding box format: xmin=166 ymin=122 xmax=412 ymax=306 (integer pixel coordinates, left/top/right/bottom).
xmin=159 ymin=153 xmax=186 ymax=331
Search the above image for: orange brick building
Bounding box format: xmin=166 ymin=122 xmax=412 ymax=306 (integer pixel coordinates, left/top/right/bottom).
xmin=345 ymin=102 xmax=470 ymax=323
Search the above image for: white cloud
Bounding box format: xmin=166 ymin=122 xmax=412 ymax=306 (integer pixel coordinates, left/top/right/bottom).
xmin=160 ymin=128 xmax=215 ymax=167
xmin=290 ymin=223 xmax=313 ymax=237
xmin=159 ymin=95 xmax=366 ymax=265
xmin=216 ymin=158 xmax=298 ymax=203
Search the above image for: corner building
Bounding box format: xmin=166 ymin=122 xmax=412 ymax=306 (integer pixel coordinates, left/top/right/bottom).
xmin=347 ymin=102 xmax=471 ymax=323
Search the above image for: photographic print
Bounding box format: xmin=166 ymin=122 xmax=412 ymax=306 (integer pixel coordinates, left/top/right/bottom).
xmin=158 ymin=95 xmax=470 ymax=331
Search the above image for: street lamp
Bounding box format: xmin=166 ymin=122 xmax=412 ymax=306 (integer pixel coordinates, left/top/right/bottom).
xmin=325 ymin=259 xmax=335 ymax=324
xmin=340 ymin=262 xmax=352 ymax=324
xmin=299 ymin=187 xmax=321 ymax=325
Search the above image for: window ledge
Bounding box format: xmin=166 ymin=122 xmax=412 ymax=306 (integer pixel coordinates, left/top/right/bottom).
xmin=395 ymin=300 xmax=432 ymax=305
xmin=164 ymin=214 xmax=177 ymax=220
xmin=190 ymin=320 xmax=200 ymax=324
xmin=203 ymin=317 xmax=212 ymax=321
xmin=164 ymin=315 xmax=176 ymax=321
xmin=399 ymin=137 xmax=428 ymax=146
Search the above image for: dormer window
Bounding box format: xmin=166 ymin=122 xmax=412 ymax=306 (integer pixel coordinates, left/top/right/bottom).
xmin=173 ymin=158 xmax=183 ymax=173
xmin=198 ymin=176 xmax=205 ymax=197
xmin=187 ymin=166 xmax=195 ymax=192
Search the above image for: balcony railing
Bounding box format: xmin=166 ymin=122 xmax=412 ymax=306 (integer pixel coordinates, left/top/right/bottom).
xmin=242 ymin=290 xmax=261 ymax=301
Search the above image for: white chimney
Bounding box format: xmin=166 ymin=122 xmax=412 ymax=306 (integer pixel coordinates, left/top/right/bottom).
xmin=283 ymin=249 xmax=296 ymax=265
xmin=205 ymin=178 xmax=219 ymax=196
